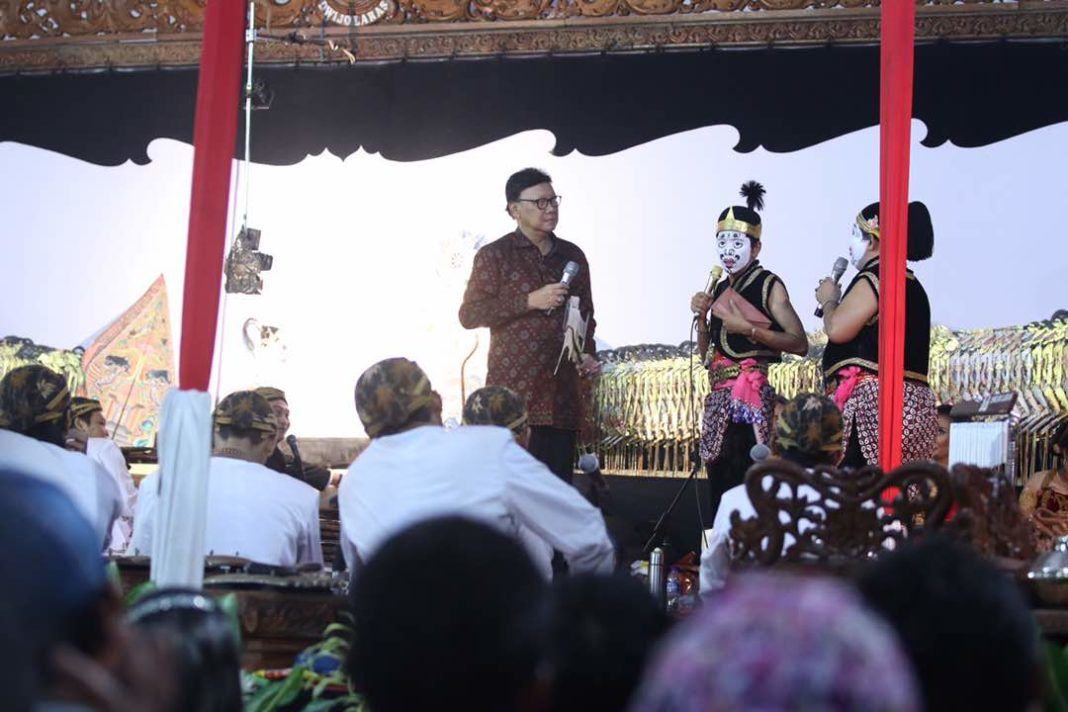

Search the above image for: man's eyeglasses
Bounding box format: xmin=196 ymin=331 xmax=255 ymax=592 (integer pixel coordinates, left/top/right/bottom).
xmin=515 ymin=196 xmax=562 ymax=211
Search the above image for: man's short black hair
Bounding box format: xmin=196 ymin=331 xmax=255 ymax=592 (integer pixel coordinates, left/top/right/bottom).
xmin=374 ymin=405 xmax=437 ymax=438
xmin=506 ymin=168 xmax=552 ymax=203
xmin=856 ymin=536 xmax=1040 ymax=712
xmin=348 ymin=517 xmax=547 ymax=712
xmin=214 ymin=424 xmax=268 ymax=445
xmin=546 ymin=573 xmax=669 ymax=712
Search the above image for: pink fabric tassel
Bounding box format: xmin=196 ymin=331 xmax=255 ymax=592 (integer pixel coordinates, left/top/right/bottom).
xmin=712 ymin=358 xmax=768 ymax=425
xmin=833 ymin=366 xmax=864 ymax=411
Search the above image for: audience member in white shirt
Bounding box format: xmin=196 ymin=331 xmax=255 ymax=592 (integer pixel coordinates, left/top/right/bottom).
xmin=461 ymin=385 xmax=559 ymax=576
xmin=133 ymin=390 xmax=322 ymax=567
xmin=72 ymin=397 xmax=138 ymax=554
xmin=700 ymin=393 xmax=843 ymax=594
xmin=339 ymin=358 xmax=614 ymax=577
xmin=0 ymin=365 xmax=122 ymax=551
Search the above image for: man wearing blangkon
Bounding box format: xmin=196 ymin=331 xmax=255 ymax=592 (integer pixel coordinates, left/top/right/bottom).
xmin=459 ymin=168 xmax=598 ymax=484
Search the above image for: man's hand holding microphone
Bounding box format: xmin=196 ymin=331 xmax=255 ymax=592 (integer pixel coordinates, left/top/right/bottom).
xmin=527 ymin=282 xmax=569 ymax=311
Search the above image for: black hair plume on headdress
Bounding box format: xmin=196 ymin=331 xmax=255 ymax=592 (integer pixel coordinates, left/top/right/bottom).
xmin=739 ymin=181 xmax=766 ymax=212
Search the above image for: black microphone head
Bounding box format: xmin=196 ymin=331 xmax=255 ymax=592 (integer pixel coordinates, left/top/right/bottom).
xmin=749 ymin=443 xmax=771 ymax=462
xmin=832 ymin=257 xmax=849 ymax=280
xmin=561 ymin=260 xmax=581 ymax=286
xmin=285 ymin=434 xmax=299 ymax=449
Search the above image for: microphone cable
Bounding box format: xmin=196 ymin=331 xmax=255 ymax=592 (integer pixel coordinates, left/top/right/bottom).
xmin=688 ymin=314 xmax=709 ymax=549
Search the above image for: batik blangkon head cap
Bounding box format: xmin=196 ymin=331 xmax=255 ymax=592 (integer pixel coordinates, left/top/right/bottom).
xmin=213 ymin=390 xmax=278 ymax=437
xmin=463 ymin=386 xmax=528 ymax=435
xmin=254 ymin=386 xmax=287 ymax=403
xmin=70 ymin=397 xmax=103 ymax=422
xmin=775 ymin=392 xmax=843 ymax=458
xmin=0 ymin=364 xmax=72 ymax=434
xmin=354 ymin=358 xmax=437 ymax=438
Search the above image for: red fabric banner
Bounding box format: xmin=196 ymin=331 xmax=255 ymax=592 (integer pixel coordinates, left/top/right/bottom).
xmin=877 ymin=1 xmax=916 ymax=470
xmin=178 ymin=0 xmax=246 ymax=391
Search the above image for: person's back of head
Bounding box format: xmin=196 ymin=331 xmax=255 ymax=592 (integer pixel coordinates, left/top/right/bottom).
xmin=546 ymin=573 xmax=668 ymax=712
xmin=354 ymin=357 xmax=442 ymax=439
xmin=857 ymin=536 xmax=1040 ymax=712
xmin=631 ymin=572 xmax=919 ymax=712
xmin=0 ymin=469 xmax=115 ymax=703
xmin=463 ymin=385 xmax=530 ymax=446
xmin=348 ymin=516 xmax=547 ymax=712
xmin=0 ymin=364 xmax=72 ymax=446
xmin=127 ymin=588 xmax=242 ymax=712
xmin=773 ymin=392 xmax=843 ymax=467
xmin=212 ymin=390 xmax=278 ymax=465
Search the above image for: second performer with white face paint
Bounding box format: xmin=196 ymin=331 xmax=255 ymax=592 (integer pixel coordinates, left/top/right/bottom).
xmin=689 ymin=181 xmax=809 ymax=517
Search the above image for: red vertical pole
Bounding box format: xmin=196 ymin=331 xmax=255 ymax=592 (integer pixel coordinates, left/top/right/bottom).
xmin=178 ymin=0 xmax=246 ymax=391
xmin=878 ymin=0 xmax=916 ymax=469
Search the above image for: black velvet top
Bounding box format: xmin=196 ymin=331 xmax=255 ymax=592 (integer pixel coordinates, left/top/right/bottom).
xmin=822 ymin=257 xmax=931 ymax=384
xmin=706 ymin=260 xmax=785 ymax=364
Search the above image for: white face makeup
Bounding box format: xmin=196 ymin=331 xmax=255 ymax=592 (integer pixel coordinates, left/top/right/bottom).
xmin=848 ymin=224 xmax=870 ymax=268
xmin=716 ymin=230 xmax=752 ymax=274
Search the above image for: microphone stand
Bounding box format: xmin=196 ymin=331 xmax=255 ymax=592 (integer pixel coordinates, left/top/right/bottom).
xmin=641 ymin=446 xmax=703 ymax=556
xmin=641 ymin=299 xmax=713 ymax=557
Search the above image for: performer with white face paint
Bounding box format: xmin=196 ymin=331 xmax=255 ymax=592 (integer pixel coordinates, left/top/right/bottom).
xmin=815 ymin=201 xmax=937 ymax=468
xmin=691 ymin=181 xmax=808 ymax=516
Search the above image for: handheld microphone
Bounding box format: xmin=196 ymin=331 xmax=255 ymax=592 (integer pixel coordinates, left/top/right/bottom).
xmin=578 ymin=452 xmax=609 ymax=508
xmin=703 ymin=265 xmax=724 ymax=297
xmin=693 ymin=265 xmax=724 ymax=326
xmin=285 ymin=434 xmax=305 ymax=477
xmin=815 ymin=257 xmax=849 ymax=318
xmin=578 ymin=452 xmax=600 ymax=474
xmin=561 ymin=260 xmax=581 ymax=288
xmin=749 ymin=443 xmax=771 ymax=462
xmin=547 ymin=260 xmax=581 ymax=315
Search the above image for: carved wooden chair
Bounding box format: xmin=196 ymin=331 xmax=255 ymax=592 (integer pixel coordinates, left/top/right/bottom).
xmin=946 ymin=464 xmax=1036 ymax=561
xmin=728 ymin=459 xmax=952 ymax=574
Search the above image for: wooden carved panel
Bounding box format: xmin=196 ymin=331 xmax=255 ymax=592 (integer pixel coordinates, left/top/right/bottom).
xmin=946 ymin=464 xmax=1037 ymax=561
xmin=729 ymin=459 xmax=952 ymax=572
xmin=2 ymin=1 xmax=1066 ymax=70
xmin=0 ymin=0 xmax=1042 ymax=38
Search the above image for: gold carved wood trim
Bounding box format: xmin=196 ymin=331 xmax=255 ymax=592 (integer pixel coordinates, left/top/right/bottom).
xmin=1 ymin=2 xmax=1066 ymax=71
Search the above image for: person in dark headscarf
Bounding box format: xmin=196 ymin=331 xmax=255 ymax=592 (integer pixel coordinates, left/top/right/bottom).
xmin=0 ymin=365 xmax=121 ymax=549
xmin=690 ymin=181 xmax=809 ymax=519
xmin=816 ymin=200 xmax=937 ymax=467
xmin=631 ymin=573 xmax=920 ymax=712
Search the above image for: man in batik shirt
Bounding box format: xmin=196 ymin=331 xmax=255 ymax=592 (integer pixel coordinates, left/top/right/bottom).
xmin=459 ymin=168 xmax=599 ymax=484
